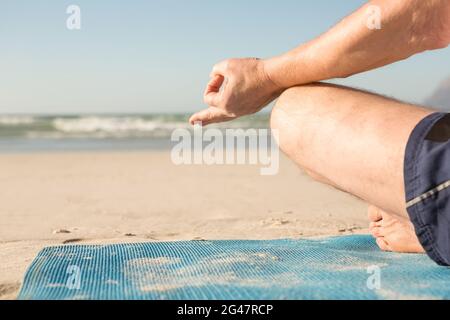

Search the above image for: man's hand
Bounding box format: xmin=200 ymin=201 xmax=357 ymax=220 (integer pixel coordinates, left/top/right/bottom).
xmin=190 ymin=0 xmax=449 ymax=127
xmin=189 ymin=58 xmax=283 ymax=126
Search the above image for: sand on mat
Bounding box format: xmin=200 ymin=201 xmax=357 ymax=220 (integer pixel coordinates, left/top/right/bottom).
xmin=0 ymin=152 xmax=368 ymax=299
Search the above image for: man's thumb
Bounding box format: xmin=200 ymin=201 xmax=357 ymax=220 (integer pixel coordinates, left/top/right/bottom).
xmin=189 ymin=107 xmax=231 ymax=126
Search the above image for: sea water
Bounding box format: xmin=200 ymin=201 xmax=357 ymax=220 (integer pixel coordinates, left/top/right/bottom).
xmin=0 ymin=113 xmax=270 ymax=153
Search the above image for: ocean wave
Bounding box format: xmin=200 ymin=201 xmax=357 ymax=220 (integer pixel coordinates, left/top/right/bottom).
xmin=52 ymin=117 xmax=190 ymax=134
xmin=0 ymin=116 xmax=36 ymax=125
xmin=0 ymin=114 xmax=270 ymax=139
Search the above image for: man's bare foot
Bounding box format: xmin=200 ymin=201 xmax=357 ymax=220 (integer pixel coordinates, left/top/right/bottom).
xmin=368 ymin=205 xmax=425 ymax=254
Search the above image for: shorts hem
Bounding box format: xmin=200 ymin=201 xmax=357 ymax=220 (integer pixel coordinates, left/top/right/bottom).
xmin=404 ymin=112 xmax=449 ymax=266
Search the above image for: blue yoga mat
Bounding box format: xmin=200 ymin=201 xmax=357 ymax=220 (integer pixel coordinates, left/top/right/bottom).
xmin=18 ymin=235 xmax=450 ymax=300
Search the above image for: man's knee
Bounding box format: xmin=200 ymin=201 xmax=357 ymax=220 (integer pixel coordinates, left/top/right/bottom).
xmin=270 ymin=86 xmax=316 ymax=178
xmin=271 ymin=86 xmax=306 ymax=138
xmin=270 ymin=88 xmax=298 ymax=153
xmin=272 ymin=85 xmax=311 ymax=119
xmin=270 ymin=84 xmax=339 ymax=185
xmin=270 ymin=85 xmax=323 ymax=149
xmin=270 ymin=83 xmax=335 ymax=129
xmin=271 ymin=86 xmax=308 ymax=131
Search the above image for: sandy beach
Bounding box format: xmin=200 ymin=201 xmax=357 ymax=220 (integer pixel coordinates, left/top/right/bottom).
xmin=0 ymin=151 xmax=368 ymax=299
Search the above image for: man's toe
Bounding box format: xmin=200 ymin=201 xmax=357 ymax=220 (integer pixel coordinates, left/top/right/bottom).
xmin=368 ymin=206 xmax=382 ymax=222
xmin=376 ymin=238 xmax=392 ymax=252
xmin=369 ymin=221 xmax=382 ymax=229
xmin=371 ymin=226 xmax=384 ymax=237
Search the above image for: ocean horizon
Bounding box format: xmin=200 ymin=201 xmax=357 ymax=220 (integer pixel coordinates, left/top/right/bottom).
xmin=0 ymin=113 xmax=271 ymax=153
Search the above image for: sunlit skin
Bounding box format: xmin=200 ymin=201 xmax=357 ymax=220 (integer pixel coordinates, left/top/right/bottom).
xmin=190 ymin=0 xmax=450 ymax=254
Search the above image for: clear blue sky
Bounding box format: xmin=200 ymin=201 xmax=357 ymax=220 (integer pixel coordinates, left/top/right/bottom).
xmin=1 ymin=0 xmax=449 ymax=114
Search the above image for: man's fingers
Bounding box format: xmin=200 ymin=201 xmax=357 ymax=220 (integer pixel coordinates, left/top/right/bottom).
xmin=191 ymin=60 xmax=232 ymax=125
xmin=204 ymin=74 xmax=224 ymax=95
xmin=203 ymin=74 xmax=224 ymax=106
xmin=211 ymin=60 xmax=228 ymax=77
xmin=189 ymin=107 xmax=232 ymax=126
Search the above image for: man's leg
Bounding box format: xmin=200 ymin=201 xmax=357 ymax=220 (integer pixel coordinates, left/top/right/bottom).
xmin=270 ymin=83 xmax=433 ymax=252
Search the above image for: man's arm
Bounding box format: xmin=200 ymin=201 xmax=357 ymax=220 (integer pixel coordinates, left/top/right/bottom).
xmin=190 ymin=0 xmax=450 ymax=126
xmin=266 ymin=0 xmax=450 ymax=88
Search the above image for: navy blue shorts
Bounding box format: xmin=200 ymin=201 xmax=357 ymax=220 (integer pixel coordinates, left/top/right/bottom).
xmin=404 ymin=112 xmax=450 ymax=266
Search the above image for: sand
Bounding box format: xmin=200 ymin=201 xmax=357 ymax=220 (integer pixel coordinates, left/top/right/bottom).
xmin=0 ymin=151 xmax=368 ymax=299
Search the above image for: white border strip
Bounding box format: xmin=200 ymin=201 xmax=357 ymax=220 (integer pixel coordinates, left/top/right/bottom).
xmin=406 ymin=179 xmax=450 ymax=208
